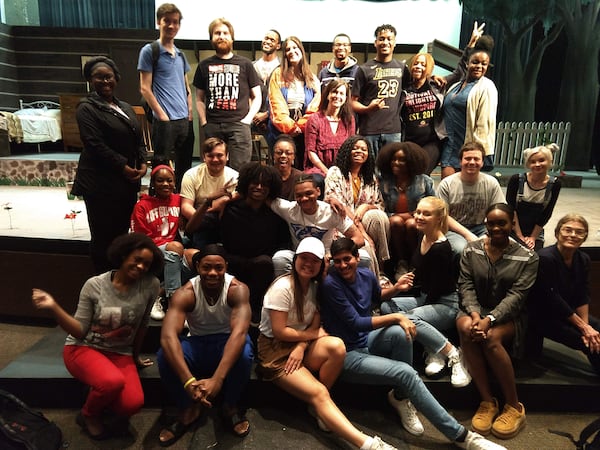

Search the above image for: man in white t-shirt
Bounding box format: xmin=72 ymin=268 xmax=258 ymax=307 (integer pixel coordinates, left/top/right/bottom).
xmin=436 ymin=142 xmax=506 ymax=256
xmin=180 ymin=137 xmax=238 ymax=248
xmin=252 ymin=29 xmax=281 ymax=134
xmin=269 ymin=174 xmax=369 ymax=276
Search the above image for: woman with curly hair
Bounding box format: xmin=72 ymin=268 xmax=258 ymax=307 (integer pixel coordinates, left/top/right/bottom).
xmin=32 ymin=233 xmax=163 ymax=440
xmin=304 ymin=79 xmax=355 ymax=182
xmin=376 ymin=141 xmax=434 ymax=280
xmin=267 ymin=36 xmax=321 ymax=169
xmin=325 ymin=135 xmax=389 ymax=277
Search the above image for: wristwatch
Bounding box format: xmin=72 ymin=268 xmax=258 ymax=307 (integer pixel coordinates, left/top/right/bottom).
xmin=486 ymin=314 xmax=496 ymax=325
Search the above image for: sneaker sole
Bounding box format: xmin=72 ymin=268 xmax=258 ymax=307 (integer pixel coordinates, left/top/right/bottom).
xmin=471 ymin=422 xmax=493 ymax=436
xmin=491 ymin=419 xmax=526 ymax=439
xmin=451 ymin=376 xmax=472 ymax=388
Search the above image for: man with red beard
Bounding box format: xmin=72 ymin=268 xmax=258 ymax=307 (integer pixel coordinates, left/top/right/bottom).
xmin=194 ymin=18 xmax=262 ymax=171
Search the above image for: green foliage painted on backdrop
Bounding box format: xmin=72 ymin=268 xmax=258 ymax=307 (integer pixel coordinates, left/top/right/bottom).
xmin=460 ymin=0 xmax=600 ymax=170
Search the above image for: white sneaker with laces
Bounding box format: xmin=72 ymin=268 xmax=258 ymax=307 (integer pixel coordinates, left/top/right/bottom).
xmin=424 ymin=351 xmax=446 ymax=376
xmin=387 ymin=390 xmax=424 ymax=436
xmin=150 ymin=297 xmax=165 ymax=321
xmin=448 ymin=349 xmax=472 ymax=388
xmin=368 ymin=435 xmax=398 ymax=450
xmin=455 ymin=430 xmax=507 ymax=450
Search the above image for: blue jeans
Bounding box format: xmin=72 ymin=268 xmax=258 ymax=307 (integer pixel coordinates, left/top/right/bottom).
xmin=160 ymin=247 xmax=182 ymax=298
xmin=204 ymin=121 xmax=252 ymax=171
xmin=364 ymin=133 xmax=402 ymax=158
xmin=446 ymin=224 xmax=487 ymax=257
xmin=381 ymin=292 xmax=459 ymax=354
xmin=157 ymin=333 xmax=253 ymax=409
xmin=341 ymin=327 xmax=464 ymax=441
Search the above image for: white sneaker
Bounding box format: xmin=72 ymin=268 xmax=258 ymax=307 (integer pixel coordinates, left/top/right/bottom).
xmin=455 ymin=430 xmax=507 ymax=450
xmin=150 ymin=297 xmax=165 ymax=320
xmin=424 ymin=351 xmax=446 ymax=377
xmin=368 ymin=435 xmax=398 ymax=450
xmin=387 ymin=390 xmax=424 ymax=436
xmin=448 ymin=349 xmax=471 ymax=388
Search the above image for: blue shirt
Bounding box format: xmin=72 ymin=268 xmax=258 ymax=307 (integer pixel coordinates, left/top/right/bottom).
xmin=321 ymin=267 xmax=380 ymax=351
xmin=137 ymin=41 xmax=190 ymax=120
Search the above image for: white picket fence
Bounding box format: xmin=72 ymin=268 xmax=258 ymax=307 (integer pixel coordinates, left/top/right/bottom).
xmin=494 ymin=121 xmax=571 ymax=170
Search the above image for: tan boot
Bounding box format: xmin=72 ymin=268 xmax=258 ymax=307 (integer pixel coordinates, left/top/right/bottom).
xmin=471 ymin=398 xmax=499 ymax=435
xmin=492 ymin=402 xmax=526 ymax=439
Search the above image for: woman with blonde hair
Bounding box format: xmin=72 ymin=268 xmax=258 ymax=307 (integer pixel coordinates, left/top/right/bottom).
xmin=506 ymin=143 xmax=561 ymax=250
xmin=267 ymin=36 xmax=321 ymax=169
xmin=381 ymin=196 xmax=470 ymax=387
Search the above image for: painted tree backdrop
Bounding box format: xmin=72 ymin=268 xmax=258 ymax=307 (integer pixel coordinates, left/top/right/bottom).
xmin=460 ymin=0 xmax=600 ymax=170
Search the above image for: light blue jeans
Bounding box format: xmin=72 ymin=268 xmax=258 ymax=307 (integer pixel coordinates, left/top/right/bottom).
xmin=341 ymin=325 xmax=464 ymax=441
xmin=446 ymin=224 xmax=487 ymax=257
xmin=160 ymin=246 xmax=193 ymax=298
xmin=381 ymin=292 xmax=459 ymax=354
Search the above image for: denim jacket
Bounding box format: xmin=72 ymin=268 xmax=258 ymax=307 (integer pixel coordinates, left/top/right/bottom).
xmin=377 ymin=173 xmax=435 ymax=214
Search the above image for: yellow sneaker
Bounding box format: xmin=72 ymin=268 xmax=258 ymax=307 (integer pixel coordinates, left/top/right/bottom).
xmin=492 ymin=402 xmax=526 ymax=439
xmin=471 ymin=398 xmax=499 ymax=435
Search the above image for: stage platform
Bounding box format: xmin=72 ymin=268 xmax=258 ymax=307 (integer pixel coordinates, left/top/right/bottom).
xmin=0 ymin=325 xmax=597 ymax=413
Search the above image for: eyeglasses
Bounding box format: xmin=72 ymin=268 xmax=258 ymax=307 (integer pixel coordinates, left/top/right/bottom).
xmin=92 ymin=74 xmax=115 ymax=82
xmin=274 ymin=150 xmax=294 ymax=156
xmin=560 ymin=227 xmax=587 ymax=238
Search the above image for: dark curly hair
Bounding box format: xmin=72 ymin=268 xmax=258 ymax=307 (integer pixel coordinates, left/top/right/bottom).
xmin=335 ymin=135 xmax=376 ymax=185
xmin=236 ymin=162 xmax=282 ymax=200
xmin=376 ymin=141 xmax=429 ymax=180
xmin=106 ymin=232 xmax=164 ymax=276
xmin=83 ymin=56 xmax=121 ymax=82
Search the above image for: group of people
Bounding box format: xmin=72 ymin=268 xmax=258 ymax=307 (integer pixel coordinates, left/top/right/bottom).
xmin=42 ymin=2 xmax=599 ymax=448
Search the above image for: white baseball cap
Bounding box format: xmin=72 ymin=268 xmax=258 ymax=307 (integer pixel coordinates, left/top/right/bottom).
xmin=295 ymin=237 xmax=325 ymax=259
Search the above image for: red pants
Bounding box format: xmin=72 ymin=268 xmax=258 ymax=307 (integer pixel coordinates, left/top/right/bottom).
xmin=63 ymin=345 xmax=144 ymax=418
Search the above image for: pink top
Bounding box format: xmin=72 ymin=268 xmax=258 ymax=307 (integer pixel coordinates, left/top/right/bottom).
xmin=304 ymin=111 xmax=355 ymax=175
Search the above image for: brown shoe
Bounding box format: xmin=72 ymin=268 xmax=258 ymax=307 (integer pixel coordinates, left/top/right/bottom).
xmin=471 ymin=398 xmax=499 ymax=435
xmin=492 ymin=402 xmax=526 ymax=439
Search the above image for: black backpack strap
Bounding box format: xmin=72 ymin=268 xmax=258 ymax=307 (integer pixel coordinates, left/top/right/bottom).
xmin=542 ymin=176 xmax=556 ymax=207
xmin=518 ymin=173 xmax=526 ymax=196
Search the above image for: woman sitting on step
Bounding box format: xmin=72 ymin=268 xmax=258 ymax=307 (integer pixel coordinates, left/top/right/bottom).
xmin=32 ymin=233 xmax=163 ymax=440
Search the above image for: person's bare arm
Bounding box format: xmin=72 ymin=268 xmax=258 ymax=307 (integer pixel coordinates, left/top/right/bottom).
xmin=447 ymin=216 xmax=478 ymax=242
xmin=195 ymin=88 xmax=207 ymax=127
xmin=32 ymin=289 xmax=84 ymax=338
xmin=242 ymin=85 xmax=262 ymax=125
xmin=342 ymin=223 xmax=365 ymax=248
xmin=196 ymin=281 xmax=251 ymax=406
xmin=160 ymin=284 xmax=196 ymax=384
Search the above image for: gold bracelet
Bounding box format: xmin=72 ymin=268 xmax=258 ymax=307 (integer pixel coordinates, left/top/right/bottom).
xmin=183 ymin=376 xmax=196 ymax=389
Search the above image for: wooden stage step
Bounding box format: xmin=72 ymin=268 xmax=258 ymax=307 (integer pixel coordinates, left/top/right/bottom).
xmin=0 ymin=326 xmax=597 ymax=413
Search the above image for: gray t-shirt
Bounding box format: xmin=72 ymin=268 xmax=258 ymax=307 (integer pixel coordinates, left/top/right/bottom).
xmin=65 ymin=271 xmax=159 ymax=355
xmin=437 ymin=172 xmax=505 ymax=228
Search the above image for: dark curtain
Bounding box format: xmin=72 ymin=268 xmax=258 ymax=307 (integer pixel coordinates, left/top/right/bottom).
xmin=39 ymin=0 xmax=155 ymax=29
